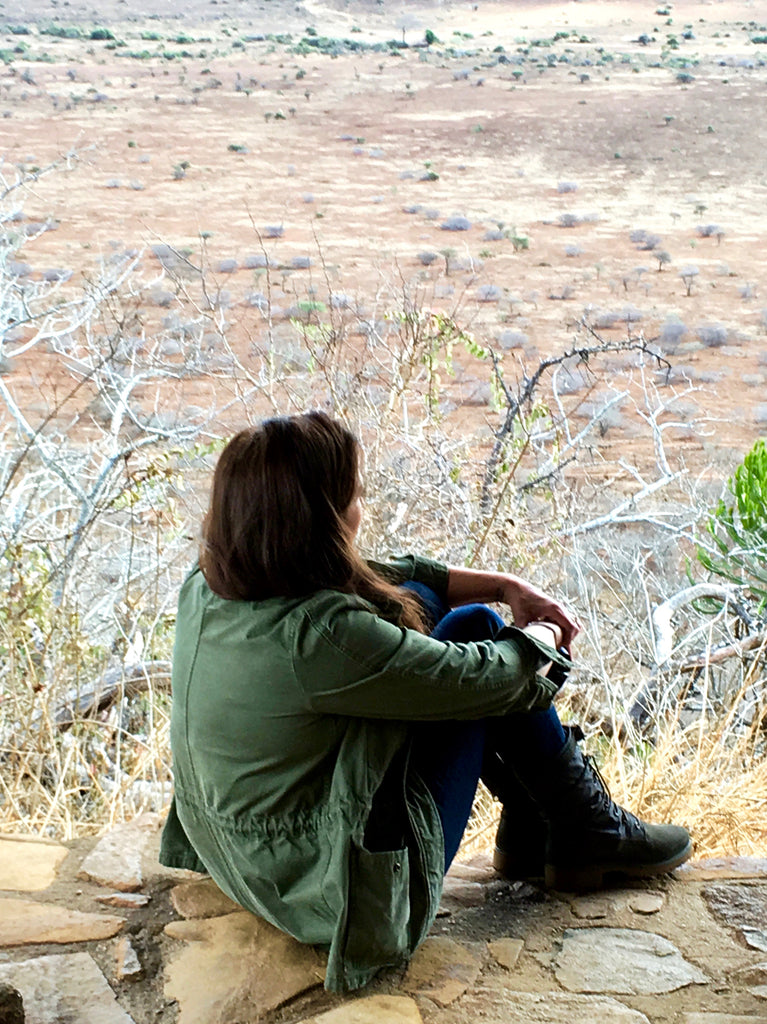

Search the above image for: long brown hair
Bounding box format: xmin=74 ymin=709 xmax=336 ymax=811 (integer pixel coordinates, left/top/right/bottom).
xmin=200 ymin=411 xmax=427 ymax=631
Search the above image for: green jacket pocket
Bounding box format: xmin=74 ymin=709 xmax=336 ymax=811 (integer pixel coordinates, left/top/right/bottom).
xmin=343 ymin=841 xmax=411 ymax=975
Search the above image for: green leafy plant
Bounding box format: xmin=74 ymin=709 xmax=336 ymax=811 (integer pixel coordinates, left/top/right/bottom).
xmin=697 ymin=438 xmax=767 ymax=612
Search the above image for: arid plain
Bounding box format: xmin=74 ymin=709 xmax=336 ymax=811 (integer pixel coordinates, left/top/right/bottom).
xmin=3 ymin=0 xmax=767 ymax=477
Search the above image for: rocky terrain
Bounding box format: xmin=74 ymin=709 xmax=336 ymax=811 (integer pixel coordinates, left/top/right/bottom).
xmin=1 ymin=821 xmax=766 ymax=1023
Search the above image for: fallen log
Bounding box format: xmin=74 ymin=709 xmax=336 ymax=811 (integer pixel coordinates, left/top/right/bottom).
xmin=680 ymin=632 xmax=767 ymax=672
xmin=50 ymin=660 xmax=173 ymax=728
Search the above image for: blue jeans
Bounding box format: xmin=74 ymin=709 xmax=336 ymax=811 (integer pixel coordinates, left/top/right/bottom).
xmin=403 ymin=582 xmax=566 ymax=871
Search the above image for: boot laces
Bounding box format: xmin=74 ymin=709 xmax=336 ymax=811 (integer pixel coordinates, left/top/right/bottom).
xmin=580 ymin=752 xmax=645 ymax=838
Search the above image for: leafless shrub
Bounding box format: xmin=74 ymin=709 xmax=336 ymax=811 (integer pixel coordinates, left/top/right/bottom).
xmin=558 ymin=212 xmax=580 ymax=228
xmin=696 ymin=223 xmax=725 ymax=244
xmin=441 ymin=216 xmax=472 ymax=231
xmin=619 ymin=305 xmax=643 ymax=323
xmin=497 ymin=329 xmax=528 ymax=350
xmin=658 ymin=319 xmax=687 ymax=350
xmin=592 ymin=311 xmax=621 ymax=330
xmin=630 ymin=229 xmax=662 ymax=251
xmin=696 ymin=323 xmax=728 ymax=348
xmin=244 ymin=253 xmax=270 ymax=269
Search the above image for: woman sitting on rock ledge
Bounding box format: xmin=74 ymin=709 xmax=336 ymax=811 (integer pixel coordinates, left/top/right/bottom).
xmin=160 ymin=410 xmax=692 ymax=992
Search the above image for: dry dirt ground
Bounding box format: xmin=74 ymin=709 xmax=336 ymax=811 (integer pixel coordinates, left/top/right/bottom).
xmin=2 ymin=0 xmax=767 ymax=480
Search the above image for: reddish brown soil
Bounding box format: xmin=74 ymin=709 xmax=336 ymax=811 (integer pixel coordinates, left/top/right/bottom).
xmin=3 ymin=0 xmax=767 ymax=476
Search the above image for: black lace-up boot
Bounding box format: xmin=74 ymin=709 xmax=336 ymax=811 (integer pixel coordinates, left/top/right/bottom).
xmin=490 ymin=726 xmax=692 ymax=889
xmin=530 ymin=726 xmax=692 ymax=889
xmin=482 ymin=749 xmax=547 ymax=883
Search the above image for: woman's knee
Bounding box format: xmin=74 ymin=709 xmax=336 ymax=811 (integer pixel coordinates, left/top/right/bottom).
xmin=431 ymin=603 xmax=505 ymax=643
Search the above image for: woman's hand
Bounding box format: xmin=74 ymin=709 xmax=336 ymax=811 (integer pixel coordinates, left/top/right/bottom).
xmin=501 ymin=576 xmax=579 ymax=652
xmin=446 ymin=567 xmax=580 ymax=652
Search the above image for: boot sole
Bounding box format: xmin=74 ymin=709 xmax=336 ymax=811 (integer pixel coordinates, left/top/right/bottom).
xmin=544 ymin=838 xmax=694 ymax=891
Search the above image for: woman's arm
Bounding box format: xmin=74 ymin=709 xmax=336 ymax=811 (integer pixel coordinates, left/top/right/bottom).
xmin=445 ymin=566 xmax=579 ymax=651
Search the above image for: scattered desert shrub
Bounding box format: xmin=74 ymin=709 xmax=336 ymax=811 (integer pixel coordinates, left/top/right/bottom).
xmin=474 ymin=284 xmax=501 ymax=303
xmin=42 ymin=267 xmax=72 ymax=282
xmin=619 ymin=305 xmax=643 ymax=323
xmin=417 ymin=251 xmax=438 ymax=266
xmin=496 ymin=329 xmax=528 ymax=349
xmin=696 ymin=323 xmax=728 ymax=348
xmin=441 ymin=215 xmax=472 ymax=231
xmin=557 ymin=180 xmax=578 ymax=193
xmin=658 ymin=319 xmax=687 ymax=349
xmin=630 ymin=229 xmax=662 ymax=251
xmin=592 ymin=311 xmax=621 ymax=329
xmin=696 ymin=223 xmax=725 ymax=241
xmin=244 ymin=253 xmax=270 ymax=269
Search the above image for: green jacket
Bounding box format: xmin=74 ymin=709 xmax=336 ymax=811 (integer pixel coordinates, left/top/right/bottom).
xmin=159 ymin=555 xmax=565 ymax=992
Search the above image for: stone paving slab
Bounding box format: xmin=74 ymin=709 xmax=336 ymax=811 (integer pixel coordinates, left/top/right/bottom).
xmin=436 ymin=988 xmax=653 ymax=1023
xmin=487 ymin=937 xmax=524 ymax=970
xmin=554 ymin=927 xmax=709 ymax=995
xmin=170 ymin=876 xmax=241 ymax=919
xmin=683 ymin=1015 xmax=767 ymax=1024
xmin=0 ymin=952 xmax=135 ymax=1024
xmin=0 ymin=897 xmax=124 ymax=945
xmin=676 ymin=859 xmax=767 ymax=881
xmin=77 ymin=813 xmax=162 ymax=892
xmin=0 ymin=837 xmax=68 ymax=893
xmin=164 ymin=910 xmax=326 ymax=1024
xmin=298 ymin=994 xmax=424 ymax=1023
xmin=403 ymin=936 xmax=482 ymax=1006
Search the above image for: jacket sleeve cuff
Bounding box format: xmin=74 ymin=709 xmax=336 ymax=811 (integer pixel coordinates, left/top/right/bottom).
xmin=496 ymin=624 xmax=572 ymax=697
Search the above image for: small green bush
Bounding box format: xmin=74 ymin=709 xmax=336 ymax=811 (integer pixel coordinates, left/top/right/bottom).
xmin=40 ymin=23 xmax=83 ymax=38
xmin=698 ymin=438 xmax=767 ymax=612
